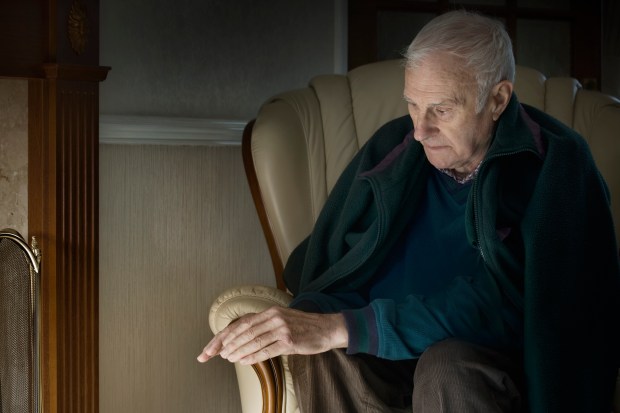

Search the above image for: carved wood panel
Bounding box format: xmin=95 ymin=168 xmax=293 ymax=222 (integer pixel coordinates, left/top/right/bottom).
xmin=28 ymin=64 xmax=108 ymax=413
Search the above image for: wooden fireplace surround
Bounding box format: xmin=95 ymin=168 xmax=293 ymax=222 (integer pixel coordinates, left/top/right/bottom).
xmin=1 ymin=1 xmax=108 ymax=412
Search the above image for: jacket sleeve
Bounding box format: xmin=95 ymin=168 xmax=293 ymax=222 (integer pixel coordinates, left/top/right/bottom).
xmin=516 ymin=122 xmax=620 ymax=413
xmin=342 ymin=268 xmax=522 ymax=360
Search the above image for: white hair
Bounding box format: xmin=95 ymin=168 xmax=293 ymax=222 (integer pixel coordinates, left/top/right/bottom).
xmin=403 ymin=10 xmax=515 ymax=113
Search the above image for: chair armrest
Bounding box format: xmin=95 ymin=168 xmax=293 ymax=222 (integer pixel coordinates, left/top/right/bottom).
xmin=209 ymin=285 xmax=298 ymax=413
xmin=208 ymin=285 xmax=293 ymax=333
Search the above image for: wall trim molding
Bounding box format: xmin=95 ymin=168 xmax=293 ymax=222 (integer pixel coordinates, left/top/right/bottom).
xmin=99 ymin=115 xmax=247 ymax=146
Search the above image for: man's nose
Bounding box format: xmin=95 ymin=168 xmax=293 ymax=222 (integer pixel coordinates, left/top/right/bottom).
xmin=413 ymin=115 xmax=434 ymax=141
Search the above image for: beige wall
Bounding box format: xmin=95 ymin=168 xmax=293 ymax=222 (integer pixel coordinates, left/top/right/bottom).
xmin=0 ymin=79 xmax=28 ymax=238
xmin=99 ymin=144 xmax=274 ymax=412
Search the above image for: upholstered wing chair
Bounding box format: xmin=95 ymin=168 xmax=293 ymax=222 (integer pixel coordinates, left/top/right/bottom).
xmin=209 ymin=59 xmax=620 ymax=413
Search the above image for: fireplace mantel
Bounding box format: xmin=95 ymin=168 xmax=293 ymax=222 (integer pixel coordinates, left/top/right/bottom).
xmin=1 ymin=1 xmax=108 ymax=412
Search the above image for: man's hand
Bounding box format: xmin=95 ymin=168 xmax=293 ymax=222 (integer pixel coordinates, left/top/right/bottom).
xmin=197 ymin=306 xmax=348 ymax=365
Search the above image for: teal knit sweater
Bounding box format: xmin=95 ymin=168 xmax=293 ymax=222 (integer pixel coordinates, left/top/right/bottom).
xmin=283 ymin=94 xmax=620 ymax=412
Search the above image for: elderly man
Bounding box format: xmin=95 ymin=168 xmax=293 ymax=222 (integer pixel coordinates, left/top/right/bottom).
xmin=199 ymin=10 xmax=620 ymax=413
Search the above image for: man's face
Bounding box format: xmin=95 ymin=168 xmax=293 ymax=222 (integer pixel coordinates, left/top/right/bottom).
xmin=403 ymin=52 xmax=496 ymax=177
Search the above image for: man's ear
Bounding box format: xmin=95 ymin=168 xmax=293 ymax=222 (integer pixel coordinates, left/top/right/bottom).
xmin=491 ymin=80 xmax=514 ymax=121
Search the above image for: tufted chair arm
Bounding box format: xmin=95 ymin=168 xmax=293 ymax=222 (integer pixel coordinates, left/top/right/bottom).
xmin=209 ymin=285 xmax=299 ymax=413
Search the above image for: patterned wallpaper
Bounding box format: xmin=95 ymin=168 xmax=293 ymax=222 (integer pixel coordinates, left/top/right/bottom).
xmin=99 ymin=144 xmax=274 ymax=412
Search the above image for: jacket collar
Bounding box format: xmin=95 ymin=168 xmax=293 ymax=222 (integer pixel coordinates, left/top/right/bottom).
xmin=486 ymin=93 xmax=546 ymax=161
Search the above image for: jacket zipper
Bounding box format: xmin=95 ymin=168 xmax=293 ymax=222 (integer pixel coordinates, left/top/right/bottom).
xmin=308 ymin=174 xmax=387 ymax=292
xmin=472 ymin=147 xmax=538 ymax=262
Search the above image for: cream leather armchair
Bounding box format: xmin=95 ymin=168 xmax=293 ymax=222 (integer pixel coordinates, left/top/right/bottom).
xmin=209 ymin=59 xmax=620 ymax=413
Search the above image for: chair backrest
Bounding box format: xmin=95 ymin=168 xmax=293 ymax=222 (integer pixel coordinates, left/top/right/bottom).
xmin=243 ymin=59 xmax=620 ymax=290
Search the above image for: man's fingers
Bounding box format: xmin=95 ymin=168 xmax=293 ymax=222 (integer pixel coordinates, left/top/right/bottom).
xmin=196 ymin=321 xmax=238 ymax=363
xmin=220 ymin=308 xmax=284 ymax=353
xmin=196 ymin=335 xmax=223 ymax=363
xmin=222 ymin=330 xmax=279 ymax=363
xmin=197 ymin=307 xmax=348 ymax=366
xmin=197 ymin=311 xmax=265 ymax=363
xmin=196 ymin=351 xmax=213 ymax=363
xmin=237 ymin=341 xmax=288 ymax=366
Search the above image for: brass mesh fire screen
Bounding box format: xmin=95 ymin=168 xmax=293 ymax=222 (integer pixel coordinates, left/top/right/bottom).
xmin=0 ymin=229 xmax=41 ymax=413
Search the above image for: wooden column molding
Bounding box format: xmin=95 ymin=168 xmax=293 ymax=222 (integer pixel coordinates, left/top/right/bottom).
xmin=2 ymin=1 xmax=109 ymax=412
xmin=29 ymin=63 xmax=108 ymax=413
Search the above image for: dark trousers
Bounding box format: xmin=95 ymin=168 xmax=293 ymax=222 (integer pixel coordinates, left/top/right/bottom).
xmin=288 ymin=339 xmax=525 ymax=413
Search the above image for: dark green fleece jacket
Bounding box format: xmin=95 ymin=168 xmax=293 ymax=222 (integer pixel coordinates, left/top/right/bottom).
xmin=283 ymin=94 xmax=620 ymax=412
